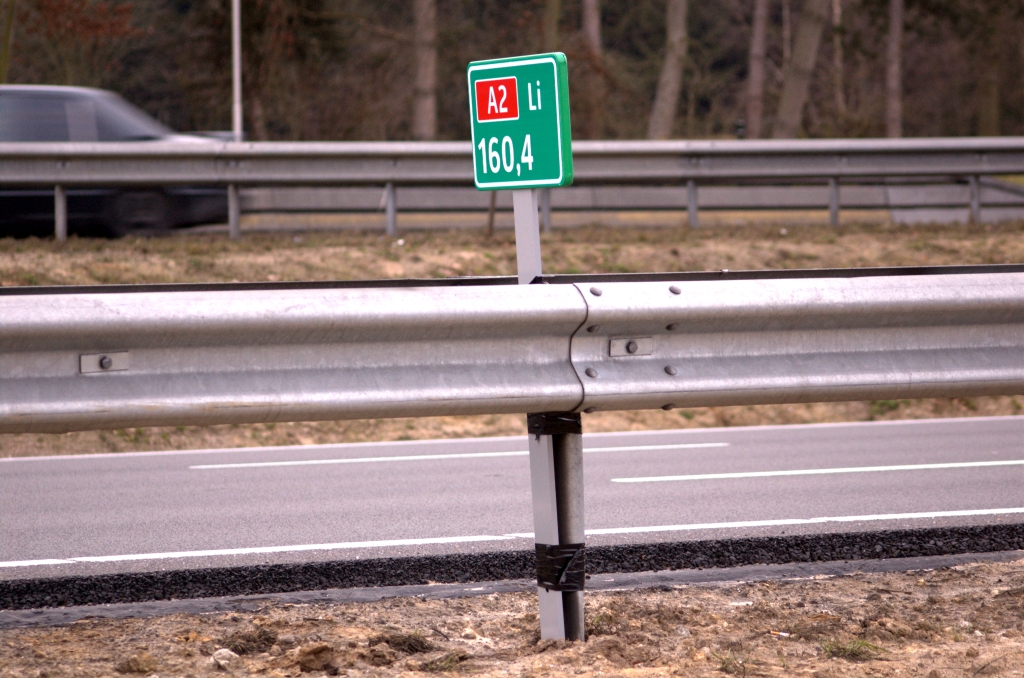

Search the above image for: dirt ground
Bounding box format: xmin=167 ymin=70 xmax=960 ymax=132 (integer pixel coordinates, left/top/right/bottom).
xmin=2 ymin=218 xmax=1023 ymax=458
xmin=3 ymin=557 xmax=1024 ymax=677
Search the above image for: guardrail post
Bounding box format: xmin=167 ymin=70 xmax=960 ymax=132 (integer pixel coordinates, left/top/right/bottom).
xmin=527 ymin=412 xmax=585 ymax=641
xmin=829 ymin=178 xmax=840 ymax=228
xmin=54 ymin=185 xmax=67 ymax=242
xmin=969 ymin=175 xmax=981 ymax=224
xmin=540 ymin=188 xmax=552 ymax=233
xmin=228 ymin=184 xmax=241 ymax=240
xmin=385 ymin=182 xmax=397 ymax=238
xmin=687 ymin=180 xmax=698 ymax=228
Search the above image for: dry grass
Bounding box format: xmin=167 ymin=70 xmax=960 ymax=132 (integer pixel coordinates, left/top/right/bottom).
xmin=3 ymin=557 xmax=1024 ymax=677
xmin=2 ymin=218 xmax=1023 ymax=458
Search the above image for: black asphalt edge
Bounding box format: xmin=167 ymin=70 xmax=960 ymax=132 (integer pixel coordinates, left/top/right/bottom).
xmin=5 ymin=550 xmax=1023 ymax=630
xmin=3 ymin=523 xmax=1023 ymax=612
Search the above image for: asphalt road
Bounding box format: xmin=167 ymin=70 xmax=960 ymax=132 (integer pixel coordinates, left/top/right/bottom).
xmin=2 ymin=416 xmax=1023 ymax=581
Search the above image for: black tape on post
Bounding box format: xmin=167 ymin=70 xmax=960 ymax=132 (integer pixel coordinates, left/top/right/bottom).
xmin=535 ymin=543 xmax=586 ymax=592
xmin=527 ymin=412 xmax=582 ymax=437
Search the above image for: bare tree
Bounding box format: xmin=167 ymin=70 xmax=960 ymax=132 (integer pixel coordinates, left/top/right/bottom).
xmin=412 ymin=0 xmax=437 ymax=140
xmin=543 ymin=0 xmax=561 ymax=51
xmin=782 ymin=0 xmax=792 ymax=72
xmin=885 ymin=0 xmax=902 ymax=137
xmin=647 ymin=0 xmax=688 ymax=139
xmin=771 ymin=0 xmax=829 ymax=138
xmin=832 ymin=0 xmax=846 ymax=116
xmin=0 ymin=0 xmax=14 ymax=83
xmin=581 ymin=0 xmax=604 ymax=138
xmin=746 ymin=0 xmax=769 ymax=139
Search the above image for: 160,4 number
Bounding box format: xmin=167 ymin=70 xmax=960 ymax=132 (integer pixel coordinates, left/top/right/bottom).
xmin=477 ymin=134 xmax=534 ymax=175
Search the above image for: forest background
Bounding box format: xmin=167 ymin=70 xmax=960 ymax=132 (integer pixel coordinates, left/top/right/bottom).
xmin=0 ymin=0 xmax=1020 ymax=144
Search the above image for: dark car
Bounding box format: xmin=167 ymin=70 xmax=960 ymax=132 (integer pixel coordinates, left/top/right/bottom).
xmin=0 ymin=85 xmax=228 ymax=237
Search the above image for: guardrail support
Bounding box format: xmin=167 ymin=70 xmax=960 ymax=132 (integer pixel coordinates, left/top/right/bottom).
xmin=54 ymin=185 xmax=67 ymax=242
xmin=228 ymin=184 xmax=241 ymax=240
xmin=969 ymin=175 xmax=981 ymax=223
xmin=687 ymin=180 xmax=698 ymax=228
xmin=527 ymin=412 xmax=585 ymax=641
xmin=384 ymin=182 xmax=397 ymax=237
xmin=540 ymin=188 xmax=552 ymax=233
xmin=829 ymin=178 xmax=840 ymax=227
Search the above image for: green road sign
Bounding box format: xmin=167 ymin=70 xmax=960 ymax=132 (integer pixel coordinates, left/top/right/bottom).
xmin=467 ymin=53 xmax=573 ymax=190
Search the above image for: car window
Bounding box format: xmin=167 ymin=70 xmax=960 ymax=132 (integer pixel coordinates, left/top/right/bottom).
xmin=66 ymin=98 xmax=99 ymax=141
xmin=94 ymin=92 xmax=172 ymax=141
xmin=0 ymin=95 xmax=69 ymax=141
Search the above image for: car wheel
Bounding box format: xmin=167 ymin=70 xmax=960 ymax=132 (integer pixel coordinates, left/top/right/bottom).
xmin=105 ymin=191 xmax=172 ymax=237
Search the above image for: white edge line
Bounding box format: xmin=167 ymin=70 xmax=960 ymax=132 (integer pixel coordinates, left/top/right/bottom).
xmin=4 ymin=507 xmax=1023 ymax=569
xmin=188 ymin=442 xmax=729 ymax=470
xmin=612 ymin=459 xmax=1024 ymax=483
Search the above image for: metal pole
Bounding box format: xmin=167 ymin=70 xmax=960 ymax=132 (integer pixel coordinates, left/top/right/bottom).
xmin=828 ymin=177 xmax=840 ymax=228
xmin=229 ymin=0 xmax=242 ymax=240
xmin=514 ymin=188 xmax=584 ymax=641
xmin=687 ymin=179 xmax=698 ymax=228
xmin=485 ymin=191 xmax=497 ymax=238
xmin=385 ymin=182 xmax=397 ymax=237
xmin=527 ymin=413 xmax=585 ymax=642
xmin=512 ymin=189 xmax=542 ymax=284
xmin=969 ymin=175 xmax=981 ymax=224
xmin=228 ymin=185 xmax=241 ymax=240
xmin=540 ymin=188 xmax=552 ymax=233
xmin=231 ymin=0 xmax=242 ymax=142
xmin=54 ymin=185 xmax=67 ymax=242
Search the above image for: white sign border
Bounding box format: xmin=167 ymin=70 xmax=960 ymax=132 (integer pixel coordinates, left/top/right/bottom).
xmin=468 ymin=56 xmax=564 ymax=189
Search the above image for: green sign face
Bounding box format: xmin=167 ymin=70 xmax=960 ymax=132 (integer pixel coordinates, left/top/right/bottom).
xmin=467 ymin=53 xmax=573 ymax=190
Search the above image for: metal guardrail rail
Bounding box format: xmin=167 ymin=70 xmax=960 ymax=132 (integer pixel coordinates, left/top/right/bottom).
xmin=3 ymin=137 xmax=1024 ymax=237
xmin=2 ymin=266 xmax=1023 ymax=434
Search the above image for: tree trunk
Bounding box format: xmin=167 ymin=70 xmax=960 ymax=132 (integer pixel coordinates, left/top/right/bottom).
xmin=543 ymin=0 xmax=561 ymax=52
xmin=832 ymin=0 xmax=846 ymax=116
xmin=412 ymin=0 xmax=437 ymax=141
xmin=647 ymin=0 xmax=688 ymax=139
xmin=885 ymin=0 xmax=903 ymax=138
xmin=746 ymin=0 xmax=769 ymax=139
xmin=0 ymin=0 xmax=15 ymax=84
xmin=581 ymin=0 xmax=604 ymax=138
xmin=782 ymin=0 xmax=792 ymax=73
xmin=977 ymin=63 xmax=999 ymax=136
xmin=771 ymin=0 xmax=829 ymax=139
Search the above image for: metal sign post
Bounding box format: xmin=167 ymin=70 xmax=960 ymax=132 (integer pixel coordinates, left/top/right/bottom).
xmin=468 ymin=53 xmax=582 ymax=640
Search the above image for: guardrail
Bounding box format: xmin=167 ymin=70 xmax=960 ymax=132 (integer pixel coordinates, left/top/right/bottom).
xmin=4 ymin=265 xmax=1024 ymax=638
xmin=3 ymin=137 xmax=1024 ymax=238
xmin=3 ymin=266 xmax=1022 ymax=433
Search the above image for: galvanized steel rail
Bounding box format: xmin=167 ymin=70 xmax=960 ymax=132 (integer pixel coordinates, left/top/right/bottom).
xmin=2 ymin=267 xmax=1022 ymax=434
xmin=3 ymin=137 xmax=1024 ymax=237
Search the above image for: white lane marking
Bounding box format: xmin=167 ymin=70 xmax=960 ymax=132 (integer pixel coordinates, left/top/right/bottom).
xmin=6 ymin=414 xmax=1022 ymax=464
xmin=582 ymin=507 xmax=1024 ymax=535
xmin=0 ymin=535 xmax=516 ymax=568
xmin=188 ymin=443 xmax=728 ymax=470
xmin=6 ymin=506 xmax=1021 ymax=569
xmin=612 ymin=459 xmax=1024 ymax=483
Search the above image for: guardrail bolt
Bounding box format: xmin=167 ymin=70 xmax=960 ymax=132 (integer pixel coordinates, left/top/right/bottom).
xmin=662 ymin=404 xmax=676 ymax=410
xmin=625 ymin=340 xmax=638 ymax=354
xmin=586 ymin=325 xmax=601 ymax=333
xmin=585 ymin=367 xmax=598 ymax=378
xmin=666 ymin=323 xmax=679 ymax=331
xmin=99 ymin=356 xmax=113 ymax=370
xmin=669 ymin=285 xmax=681 ymax=295
xmin=664 ymin=365 xmax=677 ymax=375
xmin=589 ymin=287 xmax=603 ymax=297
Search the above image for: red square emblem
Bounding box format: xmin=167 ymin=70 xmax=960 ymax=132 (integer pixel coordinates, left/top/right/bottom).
xmin=475 ymin=77 xmax=519 ymax=122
